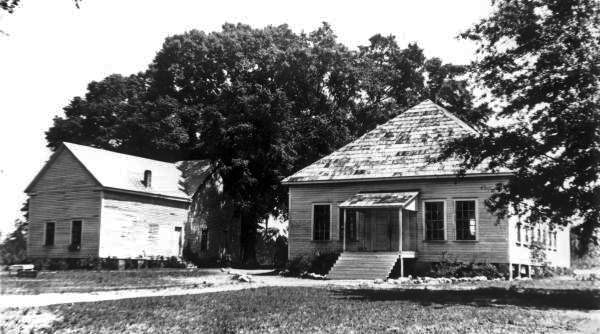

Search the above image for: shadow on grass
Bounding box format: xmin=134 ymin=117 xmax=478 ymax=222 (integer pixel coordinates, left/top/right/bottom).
xmin=331 ymin=286 xmax=600 ymax=310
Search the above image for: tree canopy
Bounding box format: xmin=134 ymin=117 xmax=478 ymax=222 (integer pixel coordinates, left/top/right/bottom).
xmin=441 ymin=0 xmax=600 ymax=254
xmin=47 ymin=23 xmax=476 ymax=263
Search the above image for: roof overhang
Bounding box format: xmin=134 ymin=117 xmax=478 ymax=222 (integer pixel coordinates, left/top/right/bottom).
xmin=339 ymin=191 xmax=418 ymax=211
xmin=282 ymin=172 xmax=512 ymax=185
xmin=102 ymin=187 xmax=191 ymax=203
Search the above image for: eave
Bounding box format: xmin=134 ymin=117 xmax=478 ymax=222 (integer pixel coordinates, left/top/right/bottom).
xmin=282 ymin=172 xmax=513 ymax=186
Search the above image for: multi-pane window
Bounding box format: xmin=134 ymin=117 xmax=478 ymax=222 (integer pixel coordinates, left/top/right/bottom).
xmin=148 ymin=224 xmax=159 ymax=242
xmin=313 ymin=204 xmax=330 ymax=241
xmin=455 ymin=200 xmax=477 ymax=240
xmin=424 ymin=201 xmax=445 ymax=241
xmin=71 ymin=220 xmax=82 ymax=247
xmin=45 ymin=222 xmax=55 ymax=246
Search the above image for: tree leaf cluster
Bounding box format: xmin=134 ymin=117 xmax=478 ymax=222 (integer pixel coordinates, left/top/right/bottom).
xmin=442 ymin=0 xmax=600 ymax=254
xmin=46 ymin=23 xmax=478 ymax=262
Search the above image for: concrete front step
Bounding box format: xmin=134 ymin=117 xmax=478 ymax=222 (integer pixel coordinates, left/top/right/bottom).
xmin=327 ymin=252 xmax=400 ymax=280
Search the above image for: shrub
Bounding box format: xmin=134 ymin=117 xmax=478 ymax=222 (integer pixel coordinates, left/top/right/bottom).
xmin=286 ymin=252 xmax=340 ymax=276
xmin=286 ymin=255 xmax=312 ymax=276
xmin=0 ymin=220 xmax=27 ymax=265
xmin=428 ymin=256 xmax=503 ymax=279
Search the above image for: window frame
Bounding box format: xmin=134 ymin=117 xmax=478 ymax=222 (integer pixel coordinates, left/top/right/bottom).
xmin=311 ymin=203 xmax=332 ymax=241
xmin=422 ymin=200 xmax=447 ymax=241
xmin=44 ymin=221 xmax=55 ymax=246
xmin=454 ymin=199 xmax=479 ymax=241
xmin=516 ymin=222 xmax=522 ymax=245
xmin=70 ymin=219 xmax=83 ymax=247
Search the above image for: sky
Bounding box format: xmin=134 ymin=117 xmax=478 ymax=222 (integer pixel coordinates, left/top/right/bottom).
xmin=0 ymin=0 xmax=492 ymax=237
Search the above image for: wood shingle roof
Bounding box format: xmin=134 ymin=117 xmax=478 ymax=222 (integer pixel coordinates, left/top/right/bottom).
xmin=283 ymin=100 xmax=504 ymax=184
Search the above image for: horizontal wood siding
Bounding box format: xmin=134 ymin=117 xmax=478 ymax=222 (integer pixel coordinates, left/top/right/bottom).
xmin=288 ymin=176 xmax=510 ymax=263
xmin=508 ymin=218 xmax=571 ymax=267
xmin=30 ymin=149 xmax=98 ymax=192
xmin=27 ymin=189 xmax=101 ymax=258
xmin=99 ymin=191 xmax=188 ymax=258
xmin=27 ymin=149 xmax=102 ymax=259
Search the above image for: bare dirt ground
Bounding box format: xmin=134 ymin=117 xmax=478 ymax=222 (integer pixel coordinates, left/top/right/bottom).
xmin=0 ymin=269 xmax=371 ymax=308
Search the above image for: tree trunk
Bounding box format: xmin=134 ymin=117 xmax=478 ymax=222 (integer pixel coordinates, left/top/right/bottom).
xmin=240 ymin=212 xmax=258 ymax=266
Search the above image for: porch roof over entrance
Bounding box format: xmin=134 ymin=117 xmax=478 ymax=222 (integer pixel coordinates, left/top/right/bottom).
xmin=339 ymin=191 xmax=418 ymax=210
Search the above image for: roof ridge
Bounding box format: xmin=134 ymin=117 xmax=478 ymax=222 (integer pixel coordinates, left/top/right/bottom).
xmin=63 ymin=142 xmax=176 ymax=166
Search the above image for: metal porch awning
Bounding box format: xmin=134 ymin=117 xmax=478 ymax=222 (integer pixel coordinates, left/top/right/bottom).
xmin=338 ymin=191 xmax=418 ymax=211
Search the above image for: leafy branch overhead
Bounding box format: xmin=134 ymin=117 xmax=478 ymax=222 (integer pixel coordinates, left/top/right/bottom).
xmin=441 ymin=0 xmax=600 ymax=254
xmin=0 ymin=0 xmax=80 ymax=13
xmin=46 ymin=22 xmax=473 ymax=263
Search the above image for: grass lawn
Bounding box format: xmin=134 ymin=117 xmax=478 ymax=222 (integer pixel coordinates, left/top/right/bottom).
xmin=2 ymin=286 xmax=598 ymax=333
xmin=0 ymin=269 xmax=225 ymax=294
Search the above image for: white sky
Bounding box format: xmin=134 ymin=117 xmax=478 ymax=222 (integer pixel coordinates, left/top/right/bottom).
xmin=0 ymin=0 xmax=491 ymax=237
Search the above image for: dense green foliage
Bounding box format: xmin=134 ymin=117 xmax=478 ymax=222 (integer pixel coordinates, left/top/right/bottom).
xmin=0 ymin=220 xmax=27 ymax=265
xmin=46 ymin=23 xmax=472 ymax=263
xmin=286 ymin=252 xmax=340 ymax=275
xmin=441 ymin=0 xmax=600 ymax=254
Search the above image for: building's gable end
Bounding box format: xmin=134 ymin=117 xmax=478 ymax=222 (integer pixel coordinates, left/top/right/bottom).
xmin=25 ymin=145 xmax=101 ymax=193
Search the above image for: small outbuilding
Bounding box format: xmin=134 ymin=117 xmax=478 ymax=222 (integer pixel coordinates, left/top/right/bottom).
xmin=24 ymin=142 xmax=240 ymax=264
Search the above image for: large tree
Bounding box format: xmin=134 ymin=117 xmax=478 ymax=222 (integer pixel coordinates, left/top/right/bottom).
xmin=442 ymin=0 xmax=600 ymax=254
xmin=47 ymin=23 xmax=478 ymax=264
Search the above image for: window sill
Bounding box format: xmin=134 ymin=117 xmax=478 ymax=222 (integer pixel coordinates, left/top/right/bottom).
xmin=453 ymin=240 xmax=479 ymax=243
xmin=423 ymin=240 xmax=447 ymax=243
xmin=312 ymin=240 xmax=332 ymax=243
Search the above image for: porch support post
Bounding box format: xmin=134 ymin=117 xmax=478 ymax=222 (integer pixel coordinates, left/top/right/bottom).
xmin=398 ymin=208 xmax=404 ymax=277
xmin=343 ymin=208 xmax=347 ymax=252
xmin=508 ymin=261 xmax=513 ymax=281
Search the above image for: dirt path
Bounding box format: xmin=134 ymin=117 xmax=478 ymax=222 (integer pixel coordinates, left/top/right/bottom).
xmin=0 ymin=273 xmax=363 ymax=308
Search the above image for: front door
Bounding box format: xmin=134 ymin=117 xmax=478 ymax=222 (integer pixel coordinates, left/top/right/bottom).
xmin=373 ymin=210 xmax=394 ymax=251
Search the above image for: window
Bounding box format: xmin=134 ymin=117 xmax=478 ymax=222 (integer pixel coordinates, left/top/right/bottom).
xmin=524 ymin=225 xmax=530 ymax=243
xmin=200 ymin=228 xmax=208 ymax=251
xmin=424 ymin=201 xmax=445 ymax=241
xmin=553 ymin=231 xmax=557 ymax=250
xmin=148 ymin=224 xmax=159 ymax=242
xmin=313 ymin=204 xmax=331 ymax=241
xmin=455 ymin=200 xmax=477 ymax=240
xmin=516 ymin=223 xmax=522 ymax=244
xmin=71 ymin=220 xmax=82 ymax=247
xmin=44 ymin=222 xmax=55 ymax=246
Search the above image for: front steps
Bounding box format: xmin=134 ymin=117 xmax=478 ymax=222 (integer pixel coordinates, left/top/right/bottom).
xmin=327 ymin=252 xmax=400 ymax=280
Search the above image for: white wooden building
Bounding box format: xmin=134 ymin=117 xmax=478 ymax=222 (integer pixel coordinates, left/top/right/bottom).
xmin=25 ymin=143 xmax=191 ymax=260
xmin=283 ymin=100 xmax=571 ymax=279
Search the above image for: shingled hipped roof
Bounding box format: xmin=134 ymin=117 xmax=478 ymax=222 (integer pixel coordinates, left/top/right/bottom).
xmin=283 ymin=100 xmax=504 ymax=184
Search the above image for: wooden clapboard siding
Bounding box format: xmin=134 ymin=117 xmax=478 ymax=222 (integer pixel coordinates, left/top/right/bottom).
xmin=508 ymin=218 xmax=571 ymax=267
xmin=98 ymin=191 xmax=188 ymax=258
xmin=288 ymin=176 xmax=510 ymax=263
xmin=28 ymin=190 xmax=101 ymax=258
xmin=29 ymin=149 xmax=98 ymax=192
